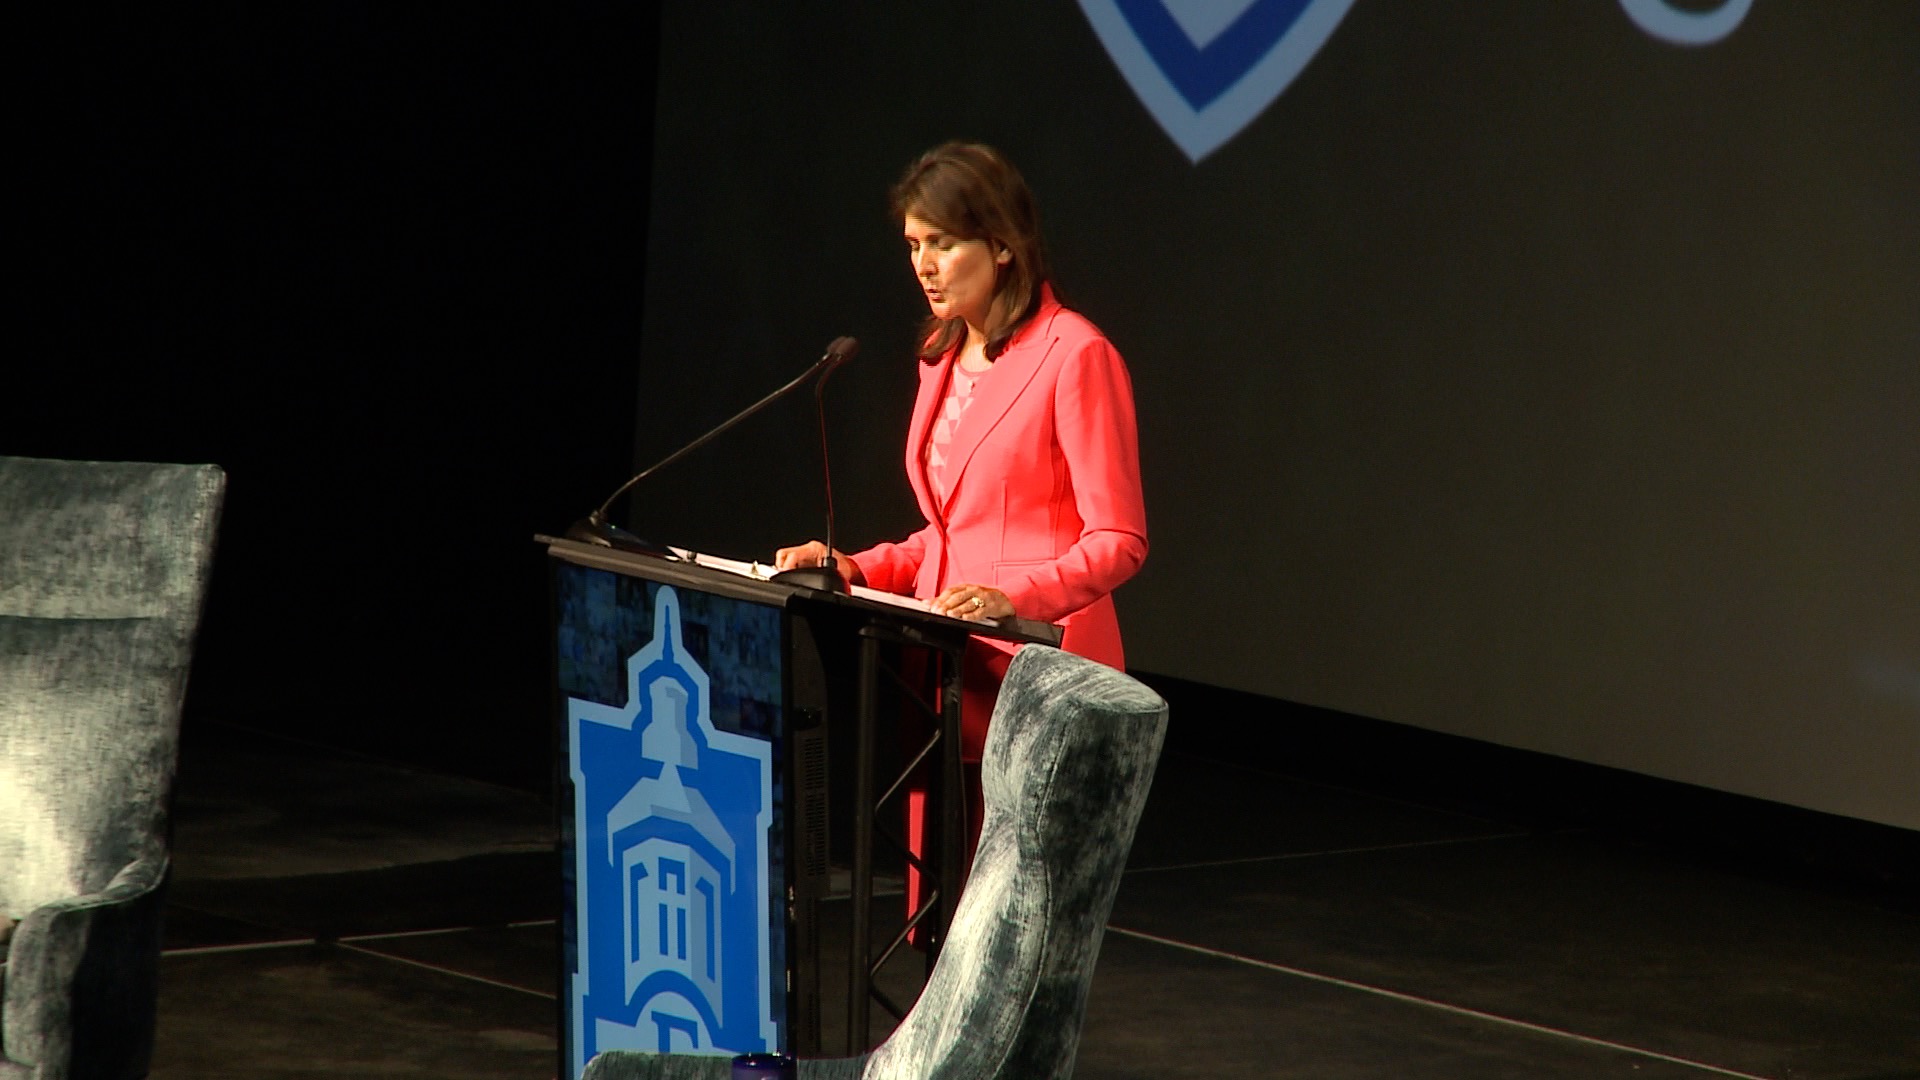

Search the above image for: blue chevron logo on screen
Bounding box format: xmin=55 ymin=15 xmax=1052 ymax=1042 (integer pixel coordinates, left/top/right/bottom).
xmin=1082 ymin=0 xmax=1754 ymax=163
xmin=1618 ymin=0 xmax=1752 ymax=46
xmin=1079 ymin=0 xmax=1358 ymax=163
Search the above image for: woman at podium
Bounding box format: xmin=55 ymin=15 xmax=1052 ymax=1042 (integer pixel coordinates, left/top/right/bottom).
xmin=775 ymin=140 xmax=1148 ymax=764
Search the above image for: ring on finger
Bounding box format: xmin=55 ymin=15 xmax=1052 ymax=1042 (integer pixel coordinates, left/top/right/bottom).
xmin=970 ymin=595 xmax=984 ymax=609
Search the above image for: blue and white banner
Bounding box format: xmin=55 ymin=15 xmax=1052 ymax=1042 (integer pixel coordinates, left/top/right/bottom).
xmin=566 ymin=585 xmax=780 ymax=1073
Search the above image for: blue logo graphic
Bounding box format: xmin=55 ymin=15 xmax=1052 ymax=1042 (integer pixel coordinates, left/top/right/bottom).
xmin=568 ymin=586 xmax=778 ymax=1073
xmin=1617 ymin=0 xmax=1751 ymax=47
xmin=1082 ymin=0 xmax=1754 ymax=163
xmin=1079 ymin=0 xmax=1358 ymax=162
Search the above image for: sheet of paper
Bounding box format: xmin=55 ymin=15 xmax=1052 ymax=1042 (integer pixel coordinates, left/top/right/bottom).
xmin=670 ymin=547 xmax=942 ymax=617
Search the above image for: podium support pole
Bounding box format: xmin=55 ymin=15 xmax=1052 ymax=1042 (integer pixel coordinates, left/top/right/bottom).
xmin=844 ymin=620 xmax=970 ymax=1051
xmin=937 ymin=648 xmax=966 ymax=953
xmin=848 ymin=631 xmax=881 ymax=1050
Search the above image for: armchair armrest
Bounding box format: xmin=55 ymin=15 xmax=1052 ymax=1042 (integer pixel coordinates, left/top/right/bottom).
xmin=3 ymin=853 xmax=167 ymax=1079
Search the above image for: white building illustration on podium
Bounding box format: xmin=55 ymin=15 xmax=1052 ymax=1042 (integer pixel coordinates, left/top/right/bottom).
xmin=568 ymin=586 xmax=777 ymax=1071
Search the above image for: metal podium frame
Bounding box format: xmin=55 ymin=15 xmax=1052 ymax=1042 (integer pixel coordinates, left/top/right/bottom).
xmin=540 ymin=537 xmax=1057 ymax=1063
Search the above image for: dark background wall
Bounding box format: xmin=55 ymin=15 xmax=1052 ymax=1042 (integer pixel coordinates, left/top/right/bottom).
xmin=11 ymin=4 xmax=1916 ymax=830
xmin=15 ymin=6 xmax=660 ymax=791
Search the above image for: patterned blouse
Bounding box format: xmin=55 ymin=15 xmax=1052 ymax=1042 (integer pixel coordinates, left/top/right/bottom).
xmin=925 ymin=365 xmax=985 ymax=506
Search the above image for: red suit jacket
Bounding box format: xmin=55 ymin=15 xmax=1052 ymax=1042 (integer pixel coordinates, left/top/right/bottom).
xmin=849 ymin=288 xmax=1148 ymax=678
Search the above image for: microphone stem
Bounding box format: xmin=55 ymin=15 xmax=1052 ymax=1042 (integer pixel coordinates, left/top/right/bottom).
xmin=593 ymin=360 xmax=822 ymax=523
xmin=816 ymin=367 xmax=838 ymax=574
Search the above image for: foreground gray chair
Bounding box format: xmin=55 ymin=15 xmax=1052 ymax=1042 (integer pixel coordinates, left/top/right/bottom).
xmin=0 ymin=456 xmax=225 ymax=1080
xmin=583 ymin=643 xmax=1168 ymax=1080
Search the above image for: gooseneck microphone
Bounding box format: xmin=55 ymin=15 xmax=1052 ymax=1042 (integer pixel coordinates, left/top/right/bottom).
xmin=766 ymin=349 xmax=851 ymax=593
xmin=565 ymin=336 xmax=859 ymax=557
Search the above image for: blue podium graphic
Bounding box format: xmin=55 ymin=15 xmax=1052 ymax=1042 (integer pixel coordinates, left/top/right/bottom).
xmin=566 ymin=585 xmax=781 ymax=1074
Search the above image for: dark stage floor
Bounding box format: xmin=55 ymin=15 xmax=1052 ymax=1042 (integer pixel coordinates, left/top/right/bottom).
xmin=154 ymin=724 xmax=1920 ymax=1079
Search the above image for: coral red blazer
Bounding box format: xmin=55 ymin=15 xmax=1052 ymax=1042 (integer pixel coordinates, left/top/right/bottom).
xmin=849 ymin=287 xmax=1148 ymax=671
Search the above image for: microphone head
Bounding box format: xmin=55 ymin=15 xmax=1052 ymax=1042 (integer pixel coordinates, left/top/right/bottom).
xmin=823 ymin=336 xmax=859 ymax=368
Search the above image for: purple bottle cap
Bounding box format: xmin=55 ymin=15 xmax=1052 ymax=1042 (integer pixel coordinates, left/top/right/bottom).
xmin=732 ymin=1052 xmax=796 ymax=1080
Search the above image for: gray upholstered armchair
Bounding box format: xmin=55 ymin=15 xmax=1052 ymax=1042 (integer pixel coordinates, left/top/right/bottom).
xmin=0 ymin=456 xmax=225 ymax=1080
xmin=582 ymin=643 xmax=1169 ymax=1080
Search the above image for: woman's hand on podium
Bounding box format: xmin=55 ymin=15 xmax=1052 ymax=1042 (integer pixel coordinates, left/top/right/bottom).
xmin=931 ymin=583 xmax=1013 ymax=622
xmin=773 ymin=540 xmax=865 ymax=586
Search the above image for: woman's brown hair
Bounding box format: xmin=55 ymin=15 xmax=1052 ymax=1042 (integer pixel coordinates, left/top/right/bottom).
xmin=891 ymin=141 xmax=1053 ymax=362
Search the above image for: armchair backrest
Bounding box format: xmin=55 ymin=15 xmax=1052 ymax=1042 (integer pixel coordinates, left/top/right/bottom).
xmin=862 ymin=645 xmax=1167 ymax=1080
xmin=0 ymin=456 xmax=225 ymax=917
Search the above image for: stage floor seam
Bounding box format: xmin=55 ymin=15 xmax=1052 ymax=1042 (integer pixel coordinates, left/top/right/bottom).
xmin=336 ymin=940 xmax=560 ymax=1001
xmin=1103 ymin=925 xmax=1782 ymax=1080
xmin=159 ymin=937 xmax=316 ymax=958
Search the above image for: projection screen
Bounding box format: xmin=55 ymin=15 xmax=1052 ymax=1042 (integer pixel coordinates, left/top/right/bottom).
xmin=629 ymin=1 xmax=1919 ymax=829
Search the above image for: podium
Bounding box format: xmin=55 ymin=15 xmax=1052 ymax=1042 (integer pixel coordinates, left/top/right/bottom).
xmin=541 ymin=536 xmax=1057 ymax=1077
